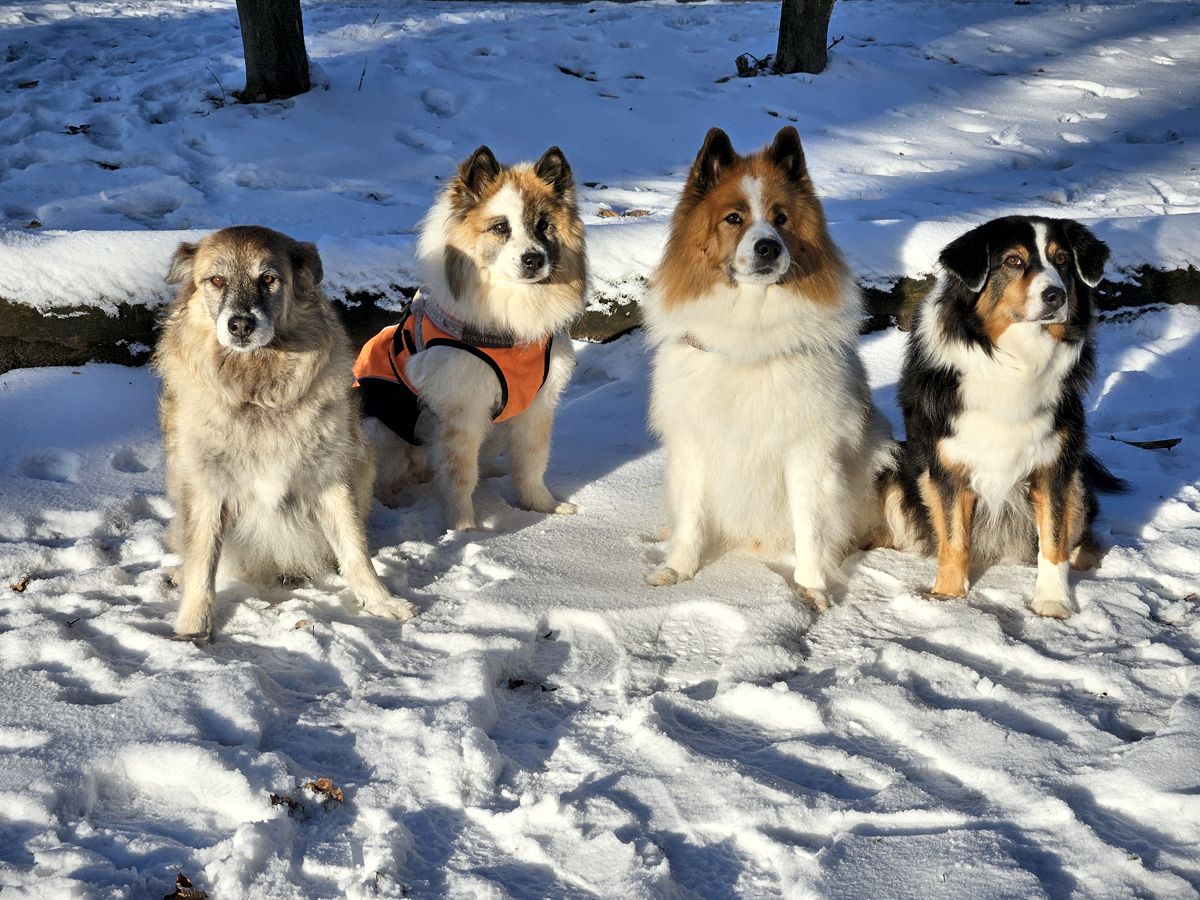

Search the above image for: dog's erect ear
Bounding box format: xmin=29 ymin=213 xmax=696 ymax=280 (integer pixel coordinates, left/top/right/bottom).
xmin=290 ymin=241 xmax=324 ymax=287
xmin=165 ymin=242 xmax=197 ymax=285
xmin=939 ymin=222 xmax=997 ymax=294
xmin=459 ymin=145 xmax=501 ymax=200
xmin=534 ymin=146 xmax=573 ymax=197
xmin=1061 ymin=219 xmax=1109 ymax=288
xmin=768 ymin=126 xmax=809 ymax=184
xmin=687 ymin=127 xmax=736 ymax=196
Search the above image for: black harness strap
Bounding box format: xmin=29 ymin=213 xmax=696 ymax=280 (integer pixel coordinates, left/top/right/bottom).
xmin=423 ymin=338 xmax=510 ymax=420
xmin=367 ymin=306 xmax=554 ymax=447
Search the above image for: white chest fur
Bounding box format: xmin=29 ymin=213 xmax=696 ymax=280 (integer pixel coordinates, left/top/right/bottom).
xmin=938 ymin=323 xmax=1081 ymax=512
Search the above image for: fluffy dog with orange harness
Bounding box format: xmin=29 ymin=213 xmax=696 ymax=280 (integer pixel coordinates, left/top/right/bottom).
xmin=354 ymin=145 xmax=586 ymax=531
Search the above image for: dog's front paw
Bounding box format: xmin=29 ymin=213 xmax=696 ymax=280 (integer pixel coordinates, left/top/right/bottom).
xmin=519 ymin=485 xmax=576 ymax=516
xmin=797 ymin=587 xmax=831 ymax=613
xmin=1031 ymin=557 xmax=1075 ymax=619
xmin=362 ymin=595 xmax=418 ymax=621
xmin=174 ymin=604 xmax=213 ymax=643
xmin=1030 ymin=596 xmax=1074 ymax=619
xmin=930 ymin=573 xmax=969 ymax=599
xmin=646 ymin=565 xmax=687 ymax=587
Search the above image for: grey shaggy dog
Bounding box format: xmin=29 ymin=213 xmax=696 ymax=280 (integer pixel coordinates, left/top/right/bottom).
xmin=154 ymin=225 xmax=416 ymax=640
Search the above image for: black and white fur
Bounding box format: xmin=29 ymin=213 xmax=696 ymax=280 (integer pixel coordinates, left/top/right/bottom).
xmin=884 ymin=215 xmax=1123 ymax=618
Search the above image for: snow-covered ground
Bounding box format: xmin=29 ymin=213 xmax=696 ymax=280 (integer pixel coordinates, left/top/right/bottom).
xmin=2 ymin=0 xmax=1199 ymax=897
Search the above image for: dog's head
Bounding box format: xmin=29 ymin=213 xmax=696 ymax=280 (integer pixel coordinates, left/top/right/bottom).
xmin=442 ymin=145 xmax=579 ymax=289
xmin=939 ymin=216 xmax=1108 ymax=333
xmin=166 ymin=226 xmax=324 ymax=351
xmin=659 ymin=127 xmax=839 ymax=303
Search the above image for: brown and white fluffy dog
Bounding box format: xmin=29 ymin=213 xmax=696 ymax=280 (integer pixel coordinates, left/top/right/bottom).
xmin=882 ymin=216 xmax=1122 ymax=618
xmin=361 ymin=146 xmax=586 ymax=531
xmin=154 ymin=226 xmax=415 ymax=640
xmin=643 ymin=127 xmax=896 ymax=609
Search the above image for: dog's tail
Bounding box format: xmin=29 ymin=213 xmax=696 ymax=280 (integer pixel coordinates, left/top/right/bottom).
xmin=1083 ymin=452 xmax=1129 ymax=494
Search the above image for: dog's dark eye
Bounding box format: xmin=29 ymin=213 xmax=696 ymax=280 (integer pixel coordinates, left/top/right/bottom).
xmin=773 ymin=212 xmax=788 ymax=227
xmin=1004 ymin=254 xmax=1024 ymax=269
xmin=210 ymin=275 xmax=227 ymax=289
xmin=489 ymin=219 xmax=510 ymax=237
xmin=1053 ymin=250 xmax=1068 ymax=266
xmin=261 ymin=274 xmax=277 ymax=286
xmin=536 ymin=215 xmax=554 ymax=237
xmin=724 ymin=212 xmax=743 ymax=226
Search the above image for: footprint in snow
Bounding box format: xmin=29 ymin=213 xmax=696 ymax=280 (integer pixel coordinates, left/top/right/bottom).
xmin=111 ymin=446 xmax=150 ymax=474
xmin=420 ymin=88 xmax=458 ymax=118
xmin=645 ymin=602 xmax=746 ymax=695
xmin=19 ymin=450 xmax=82 ymax=484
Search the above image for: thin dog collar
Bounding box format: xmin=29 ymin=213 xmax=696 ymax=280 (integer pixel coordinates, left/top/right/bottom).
xmin=680 ymin=333 xmax=816 ymax=359
xmin=414 ymin=289 xmax=524 ymax=350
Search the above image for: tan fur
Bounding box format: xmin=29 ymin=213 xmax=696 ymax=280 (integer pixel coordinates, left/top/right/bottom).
xmin=371 ymin=147 xmax=585 ymax=530
xmin=976 ymin=246 xmax=1037 ymax=344
xmin=656 ymin=148 xmax=846 ymax=311
xmin=920 ymin=472 xmax=974 ymax=598
xmin=154 ymin=226 xmax=415 ymax=640
xmin=1030 ymin=469 xmax=1086 ymax=566
xmin=643 ymin=127 xmax=899 ymax=609
xmin=430 ymin=156 xmax=586 ymax=343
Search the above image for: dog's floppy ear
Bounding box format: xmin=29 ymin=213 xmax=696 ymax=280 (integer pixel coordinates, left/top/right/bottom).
xmin=687 ymin=127 xmax=736 ymax=196
xmin=534 ymin=146 xmax=573 ymax=197
xmin=165 ymin=242 xmax=197 ymax=285
xmin=939 ymin=222 xmax=996 ymax=294
xmin=768 ymin=126 xmax=809 ymax=184
xmin=290 ymin=241 xmax=324 ymax=288
xmin=459 ymin=145 xmax=501 ymax=201
xmin=1061 ymin=219 xmax=1109 ymax=288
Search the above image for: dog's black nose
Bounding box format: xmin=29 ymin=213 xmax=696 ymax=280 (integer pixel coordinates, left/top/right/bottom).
xmin=1042 ymin=286 xmax=1066 ymax=308
xmin=228 ymin=315 xmax=256 ymax=338
xmin=521 ymin=250 xmax=546 ymax=273
xmin=755 ymin=238 xmax=782 ymax=262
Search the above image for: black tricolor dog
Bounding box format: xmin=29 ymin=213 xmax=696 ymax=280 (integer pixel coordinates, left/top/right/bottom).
xmin=880 ymin=216 xmax=1124 ymax=619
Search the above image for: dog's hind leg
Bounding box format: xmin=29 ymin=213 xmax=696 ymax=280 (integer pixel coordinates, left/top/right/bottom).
xmin=365 ymin=418 xmax=419 ymax=508
xmin=317 ymin=480 xmax=416 ymax=621
xmin=174 ymin=487 xmax=227 ymax=641
xmin=647 ymin=449 xmax=705 ymax=586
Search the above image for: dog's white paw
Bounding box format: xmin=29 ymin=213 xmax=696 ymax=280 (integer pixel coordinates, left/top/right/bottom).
xmin=447 ymin=516 xmax=478 ymax=533
xmin=551 ymin=500 xmax=577 ymax=515
xmin=1030 ymin=595 xmax=1075 ymax=620
xmin=362 ymin=595 xmax=418 ymax=621
xmin=174 ymin=604 xmax=213 ymax=643
xmin=646 ymin=565 xmax=684 ymax=587
xmin=1032 ymin=557 xmax=1075 ymax=619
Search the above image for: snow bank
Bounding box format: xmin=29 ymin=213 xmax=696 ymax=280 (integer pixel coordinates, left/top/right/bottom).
xmin=2 ymin=211 xmax=1197 ymax=315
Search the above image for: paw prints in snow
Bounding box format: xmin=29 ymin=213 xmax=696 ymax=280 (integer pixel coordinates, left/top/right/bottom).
xmin=18 ymin=450 xmax=82 ymax=483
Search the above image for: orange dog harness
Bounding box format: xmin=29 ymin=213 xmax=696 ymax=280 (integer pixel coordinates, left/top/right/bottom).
xmin=353 ymin=294 xmax=553 ymax=445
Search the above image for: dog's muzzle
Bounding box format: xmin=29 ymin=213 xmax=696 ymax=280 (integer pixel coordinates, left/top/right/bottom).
xmin=1032 ymin=286 xmax=1068 ymax=324
xmin=217 ymin=306 xmax=273 ymax=350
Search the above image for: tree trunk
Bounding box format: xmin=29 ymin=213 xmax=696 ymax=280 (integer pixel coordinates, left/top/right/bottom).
xmin=235 ymin=0 xmax=310 ymax=102
xmin=775 ymin=0 xmax=836 ymax=75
